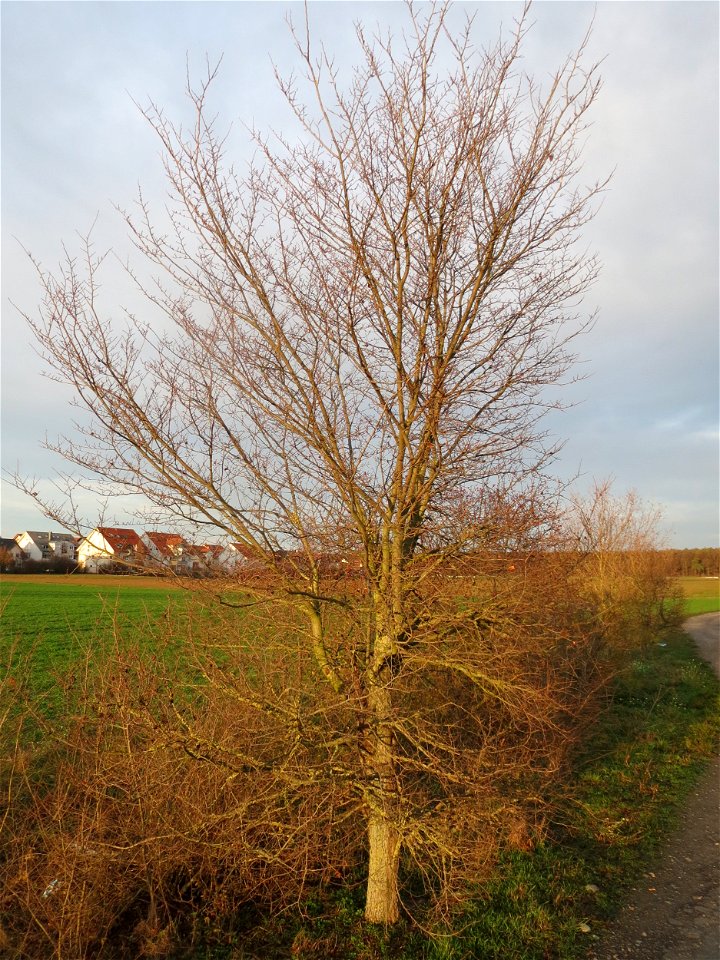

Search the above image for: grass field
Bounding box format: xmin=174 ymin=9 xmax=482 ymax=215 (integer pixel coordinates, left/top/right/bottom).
xmin=2 ymin=572 xmax=716 ymax=704
xmin=0 ymin=575 xmax=186 ymax=634
xmin=0 ymin=575 xmax=192 ymax=706
xmin=677 ymin=576 xmax=720 ymax=615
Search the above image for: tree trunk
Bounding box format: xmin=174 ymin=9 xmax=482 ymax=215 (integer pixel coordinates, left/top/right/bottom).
xmin=363 ymin=676 xmax=401 ymax=923
xmin=365 ymin=812 xmax=401 ymax=923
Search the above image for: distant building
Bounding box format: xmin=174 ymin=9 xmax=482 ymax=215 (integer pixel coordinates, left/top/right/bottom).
xmin=142 ymin=531 xmax=186 ymax=563
xmin=76 ymin=527 xmax=145 ymax=572
xmin=0 ymin=537 xmax=24 ymax=568
xmin=13 ymin=530 xmax=77 ymax=564
xmin=141 ymin=531 xmax=205 ymax=573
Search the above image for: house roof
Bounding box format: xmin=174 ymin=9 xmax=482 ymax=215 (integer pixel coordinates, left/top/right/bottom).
xmin=0 ymin=537 xmax=18 ymax=551
xmin=96 ymin=527 xmax=144 ymax=552
xmin=191 ymin=543 xmax=225 ymax=559
xmin=21 ymin=531 xmax=76 ymax=545
xmin=231 ymin=542 xmax=257 ymax=559
xmin=144 ymin=532 xmax=186 ymax=557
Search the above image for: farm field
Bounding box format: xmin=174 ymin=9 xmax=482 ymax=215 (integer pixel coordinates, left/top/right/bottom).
xmin=0 ymin=575 xmax=194 ymax=702
xmin=3 ymin=573 xmax=717 ymax=663
xmin=0 ymin=575 xmax=189 ymax=637
xmin=677 ymin=576 xmax=720 ymax=615
xmin=3 ymin=572 xmax=717 ymax=631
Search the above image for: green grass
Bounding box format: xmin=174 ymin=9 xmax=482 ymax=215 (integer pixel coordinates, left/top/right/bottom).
xmin=684 ymin=596 xmax=720 ymax=615
xmin=677 ymin=576 xmax=720 ymax=615
xmin=0 ymin=578 xmax=184 ymax=639
xmin=0 ymin=577 xmax=188 ymax=699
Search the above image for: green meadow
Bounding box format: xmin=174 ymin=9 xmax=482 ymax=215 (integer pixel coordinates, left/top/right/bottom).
xmin=2 ymin=574 xmax=717 ymax=709
xmin=0 ymin=576 xmax=188 ymax=692
xmin=676 ymin=576 xmax=720 ymax=615
xmin=3 ymin=574 xmax=716 ymax=667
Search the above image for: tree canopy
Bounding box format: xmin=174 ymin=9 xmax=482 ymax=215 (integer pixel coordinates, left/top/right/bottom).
xmin=21 ymin=2 xmax=604 ymax=925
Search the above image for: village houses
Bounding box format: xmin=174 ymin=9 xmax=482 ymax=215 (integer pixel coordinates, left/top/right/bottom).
xmin=3 ymin=527 xmax=358 ymax=577
xmin=13 ymin=530 xmax=77 ymax=563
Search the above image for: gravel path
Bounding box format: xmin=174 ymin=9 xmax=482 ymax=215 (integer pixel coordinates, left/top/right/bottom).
xmin=587 ymin=613 xmax=720 ymax=960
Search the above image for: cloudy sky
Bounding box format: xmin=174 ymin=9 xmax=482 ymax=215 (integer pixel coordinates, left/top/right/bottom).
xmin=1 ymin=1 xmax=718 ymax=547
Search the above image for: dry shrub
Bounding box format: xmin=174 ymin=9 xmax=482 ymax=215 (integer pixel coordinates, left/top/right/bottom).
xmin=385 ymin=555 xmax=609 ymax=904
xmin=1 ymin=609 xmax=362 ymax=959
xmin=568 ymin=482 xmax=684 ymax=651
xmin=1 ymin=567 xmax=606 ymax=957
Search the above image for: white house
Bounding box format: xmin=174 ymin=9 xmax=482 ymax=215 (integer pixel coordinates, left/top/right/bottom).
xmin=67 ymin=525 xmax=265 ymax=576
xmin=13 ymin=531 xmax=77 ymax=564
xmin=76 ymin=527 xmax=145 ymax=572
xmin=141 ymin=532 xmax=200 ymax=573
xmin=186 ymin=541 xmax=257 ymax=574
xmin=0 ymin=537 xmax=24 ymax=568
xmin=208 ymin=542 xmax=251 ymax=572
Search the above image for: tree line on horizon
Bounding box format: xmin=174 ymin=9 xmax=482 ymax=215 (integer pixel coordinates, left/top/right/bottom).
xmin=657 ymin=547 xmax=720 ymax=578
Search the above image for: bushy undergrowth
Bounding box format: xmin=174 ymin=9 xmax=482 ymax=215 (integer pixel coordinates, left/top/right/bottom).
xmin=1 ymin=594 xmax=716 ymax=959
xmin=420 ymin=627 xmax=719 ymax=960
xmin=1 ymin=635 xmax=364 ymax=959
xmin=1 ymin=575 xmax=607 ymax=960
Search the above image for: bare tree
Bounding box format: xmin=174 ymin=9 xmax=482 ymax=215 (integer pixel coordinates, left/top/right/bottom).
xmin=18 ymin=4 xmax=603 ymax=924
xmin=568 ymin=480 xmax=683 ymax=650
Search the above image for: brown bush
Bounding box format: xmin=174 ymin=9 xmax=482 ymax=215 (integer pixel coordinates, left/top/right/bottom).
xmin=0 ymin=619 xmax=359 ymax=958
xmin=1 ymin=568 xmax=607 ymax=958
xmin=568 ymin=482 xmax=685 ymax=651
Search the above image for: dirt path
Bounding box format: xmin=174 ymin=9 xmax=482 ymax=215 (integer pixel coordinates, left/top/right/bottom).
xmin=588 ymin=613 xmax=720 ymax=960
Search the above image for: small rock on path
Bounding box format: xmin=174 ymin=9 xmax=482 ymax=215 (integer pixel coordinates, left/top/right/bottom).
xmin=587 ymin=613 xmax=720 ymax=960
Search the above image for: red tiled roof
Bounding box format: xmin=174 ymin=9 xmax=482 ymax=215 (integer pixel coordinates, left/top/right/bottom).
xmin=195 ymin=544 xmax=225 ymax=559
xmin=145 ymin=532 xmax=186 ymax=557
xmin=231 ymin=543 xmax=258 ymax=559
xmin=97 ymin=527 xmax=144 ymax=553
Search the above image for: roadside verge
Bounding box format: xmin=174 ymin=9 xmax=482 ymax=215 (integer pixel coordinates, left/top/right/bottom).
xmin=588 ymin=613 xmax=719 ymax=960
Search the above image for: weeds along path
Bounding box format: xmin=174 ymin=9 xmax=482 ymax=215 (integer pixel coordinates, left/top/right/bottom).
xmin=589 ymin=612 xmax=720 ymax=960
